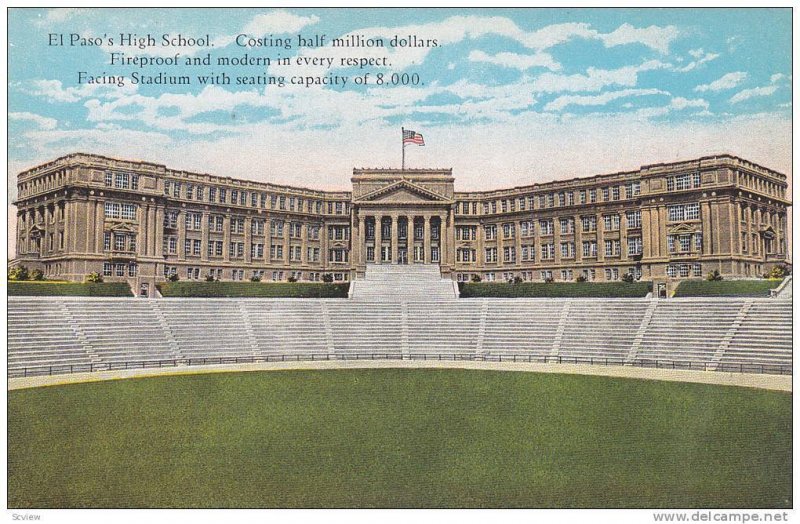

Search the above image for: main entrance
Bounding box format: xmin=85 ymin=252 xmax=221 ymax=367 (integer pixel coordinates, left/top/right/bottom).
xmin=398 ymin=248 xmax=408 ymax=264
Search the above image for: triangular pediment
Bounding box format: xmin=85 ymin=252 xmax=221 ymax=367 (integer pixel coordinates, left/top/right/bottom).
xmin=358 ymin=180 xmax=449 ymax=203
xmin=109 ymin=222 xmax=137 ymax=233
xmin=668 ymin=223 xmax=699 ymax=234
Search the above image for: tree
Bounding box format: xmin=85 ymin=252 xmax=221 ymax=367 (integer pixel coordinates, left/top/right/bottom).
xmin=321 ymin=273 xmax=334 ymax=283
xmin=168 ymin=273 xmax=180 ymax=282
xmin=85 ymin=272 xmax=103 ymax=283
xmin=470 ymin=274 xmax=482 ymax=283
xmin=205 ymin=274 xmax=216 ymax=282
xmin=29 ymin=268 xmax=45 ymax=281
xmin=251 ymin=275 xmax=262 ymax=282
xmin=287 ymin=276 xmax=297 ymax=283
xmin=8 ymin=266 xmax=29 ymax=281
xmin=706 ymin=270 xmax=723 ymax=281
xmin=544 ymin=276 xmax=554 ymax=283
xmin=621 ymin=272 xmax=635 ymax=283
xmin=513 ymin=276 xmax=523 ymax=284
xmin=575 ymin=275 xmax=587 ymax=283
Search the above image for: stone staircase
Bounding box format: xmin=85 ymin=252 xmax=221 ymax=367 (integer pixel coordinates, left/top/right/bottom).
xmin=7 ymin=296 xmax=793 ymax=377
xmin=350 ymin=264 xmax=458 ymax=301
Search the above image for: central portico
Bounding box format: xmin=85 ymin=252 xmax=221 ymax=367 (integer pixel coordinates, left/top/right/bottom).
xmin=351 ymin=168 xmax=456 ymax=278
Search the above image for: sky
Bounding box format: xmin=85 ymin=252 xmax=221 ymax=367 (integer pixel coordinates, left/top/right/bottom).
xmin=6 ymin=7 xmax=793 ymax=255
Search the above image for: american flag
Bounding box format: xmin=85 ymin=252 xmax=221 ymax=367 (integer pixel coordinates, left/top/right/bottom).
xmin=402 ymin=129 xmax=425 ymax=146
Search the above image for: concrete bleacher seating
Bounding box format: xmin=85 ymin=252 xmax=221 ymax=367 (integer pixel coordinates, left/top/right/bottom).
xmin=7 ymin=292 xmax=792 ymax=378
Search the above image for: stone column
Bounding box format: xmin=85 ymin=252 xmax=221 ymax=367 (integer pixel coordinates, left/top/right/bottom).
xmin=95 ymin=201 xmax=104 ymax=254
xmin=201 ymin=211 xmax=210 ymax=262
xmin=244 ymin=216 xmax=252 ymax=263
xmin=138 ymin=204 xmax=148 ymax=257
xmin=574 ymin=214 xmax=583 ymax=263
xmin=148 ymin=205 xmax=157 ymax=256
xmin=358 ymin=213 xmax=366 ymax=266
xmin=423 ymin=215 xmax=431 ymax=264
xmin=701 ymin=201 xmax=712 ymax=255
xmin=595 ymin=212 xmax=604 ymax=263
xmin=390 ymin=213 xmax=398 ymax=264
xmin=223 ymin=215 xmax=231 ymax=262
xmin=177 ymin=211 xmax=186 ymax=261
xmin=155 ymin=206 xmax=165 ymax=257
xmin=375 ymin=214 xmax=382 ymax=263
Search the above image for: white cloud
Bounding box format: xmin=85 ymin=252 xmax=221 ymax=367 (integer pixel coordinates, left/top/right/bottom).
xmin=675 ymin=48 xmax=719 ymax=72
xmin=30 ymin=79 xmax=137 ymax=103
xmin=531 ymin=60 xmax=670 ymax=93
xmin=9 ymin=112 xmax=57 ymax=130
xmin=694 ymin=72 xmax=747 ymax=92
xmin=669 ymin=97 xmax=709 ymax=110
xmin=33 ymin=8 xmax=84 ymax=26
xmin=730 ymin=85 xmax=779 ymax=104
xmin=468 ymin=50 xmax=561 ymax=71
xmin=599 ymin=23 xmax=680 ymax=54
xmin=544 ymin=88 xmax=667 ymax=112
xmin=770 ymin=73 xmax=788 ymax=84
xmin=242 ymin=11 xmax=320 ymax=35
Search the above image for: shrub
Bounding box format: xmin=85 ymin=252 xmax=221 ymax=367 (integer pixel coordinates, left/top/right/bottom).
xmin=706 ymin=270 xmax=723 ymax=281
xmin=85 ymin=272 xmax=103 ymax=283
xmin=205 ymin=274 xmax=216 ymax=282
xmin=470 ymin=274 xmax=482 ymax=283
xmin=544 ymin=277 xmax=554 ymax=283
xmin=251 ymin=275 xmax=262 ymax=282
xmin=575 ymin=275 xmax=587 ymax=283
xmin=767 ymin=264 xmax=790 ymax=280
xmin=512 ymin=276 xmax=523 ymax=284
xmin=287 ymin=276 xmax=298 ymax=283
xmin=321 ymin=273 xmax=334 ymax=283
xmin=29 ymin=269 xmax=45 ymax=281
xmin=168 ymin=273 xmax=180 ymax=282
xmin=8 ymin=266 xmax=29 ymax=281
xmin=621 ymin=272 xmax=635 ymax=283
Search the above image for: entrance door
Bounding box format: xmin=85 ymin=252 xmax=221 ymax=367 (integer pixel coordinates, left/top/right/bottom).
xmin=657 ymin=282 xmax=667 ymax=299
xmin=139 ymin=282 xmax=149 ymax=298
xmin=398 ymin=248 xmax=408 ymax=264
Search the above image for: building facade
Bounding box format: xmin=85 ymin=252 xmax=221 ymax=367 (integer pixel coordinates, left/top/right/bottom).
xmin=14 ymin=153 xmax=790 ymax=295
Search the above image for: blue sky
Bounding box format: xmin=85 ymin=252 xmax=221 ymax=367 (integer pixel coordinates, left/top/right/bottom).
xmin=7 ymin=7 xmax=792 ymax=195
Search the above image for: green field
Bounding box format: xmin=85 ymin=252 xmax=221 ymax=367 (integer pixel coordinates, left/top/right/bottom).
xmin=9 ymin=369 xmax=790 ymax=508
xmin=157 ymin=281 xmax=350 ymax=298
xmin=459 ymin=281 xmax=652 ymax=298
xmin=8 ymin=281 xmax=132 ymax=296
xmin=674 ymin=279 xmax=781 ymax=297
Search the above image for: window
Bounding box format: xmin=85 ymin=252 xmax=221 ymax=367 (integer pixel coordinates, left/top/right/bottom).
xmin=173 ymin=182 xmax=181 ymax=198
xmin=693 ymin=263 xmax=702 ymax=277
xmin=560 ymin=218 xmax=574 ymax=234
xmin=196 ymin=186 xmax=203 ymax=201
xmin=484 ymin=225 xmax=497 ymax=240
xmin=561 ymin=269 xmax=573 ymax=281
xmin=251 ymin=243 xmax=264 ymax=259
xmin=104 ymin=172 xmax=113 ymax=187
xmin=541 ymin=270 xmax=552 ymax=282
xmin=271 ymin=220 xmax=284 ymax=237
xmin=252 ymin=193 xmax=258 ymax=207
xmin=626 ymin=210 xmax=641 ymax=229
xmin=219 ymin=188 xmax=227 ymax=203
xmin=103 ymin=231 xmax=111 ymax=250
xmin=628 ymin=237 xmax=642 ymax=255
xmin=485 ymin=247 xmax=497 ymax=263
xmin=581 ymin=216 xmax=596 ymax=232
xmin=103 ymin=262 xmax=113 ymax=276
xmin=503 ymin=246 xmax=516 ymax=263
xmin=541 ymin=243 xmax=555 ymax=260
xmin=539 ymin=219 xmax=553 ymax=236
xmin=186 ymin=184 xmax=194 ymax=200
xmin=121 ymin=204 xmax=136 ymax=220
xmin=625 ymin=181 xmax=641 ymax=198
xmin=115 ymin=173 xmax=130 ymax=189
xmin=561 ymin=242 xmax=575 ymax=258
xmin=185 ymin=212 xmax=202 ymax=231
xmin=582 ymin=241 xmax=597 ymax=257
xmin=558 ymin=193 xmax=566 ymax=207
xmin=611 ymin=186 xmax=620 ymax=200
xmin=603 ymin=214 xmax=620 ymax=231
xmin=251 ymin=219 xmax=265 ymax=236
xmin=589 ymin=189 xmax=597 ymax=203
xmin=579 ymin=190 xmax=587 ymax=204
xmin=602 ymin=187 xmax=610 ymax=201
xmin=209 ymin=187 xmax=217 ymax=202
xmin=503 ymin=223 xmax=515 ymax=239
xmin=115 ymin=234 xmax=126 ymax=251
xmin=520 ymin=221 xmax=533 ymax=237
xmin=271 ymin=245 xmax=284 ymax=260
xmin=605 ymin=268 xmax=620 ymax=281
xmin=667 ymin=203 xmax=700 ymax=222
xmin=604 ymin=239 xmax=621 ymax=257
xmin=695 ymin=233 xmax=703 ymax=252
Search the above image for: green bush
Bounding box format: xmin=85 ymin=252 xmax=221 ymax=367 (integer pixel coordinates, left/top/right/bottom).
xmin=8 ymin=266 xmax=29 ymax=281
xmin=29 ymin=269 xmax=45 ymax=281
xmin=767 ymin=264 xmax=790 ymax=280
xmin=470 ymin=274 xmax=482 ymax=283
xmin=157 ymin=281 xmax=350 ymax=298
xmin=321 ymin=273 xmax=334 ymax=283
xmin=85 ymin=272 xmax=103 ymax=283
xmin=459 ymin=281 xmax=652 ymax=298
xmin=706 ymin=270 xmax=723 ymax=281
xmin=9 ymin=282 xmax=132 ymax=296
xmin=674 ymin=280 xmax=781 ymax=297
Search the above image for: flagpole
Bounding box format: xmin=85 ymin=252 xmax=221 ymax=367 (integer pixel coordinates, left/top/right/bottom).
xmin=401 ymin=127 xmax=405 ymax=171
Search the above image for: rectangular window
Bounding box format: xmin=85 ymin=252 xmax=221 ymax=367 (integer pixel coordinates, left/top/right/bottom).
xmin=626 ymin=210 xmax=642 ymax=229
xmin=582 ymin=241 xmax=597 ymax=258
xmin=539 ymin=219 xmax=553 ymax=236
xmin=603 ymin=214 xmax=620 ymax=231
xmin=541 ymin=243 xmax=554 ymax=260
xmin=196 ymin=186 xmax=203 ymax=201
xmin=602 ymin=187 xmax=610 ymax=201
xmin=628 ymin=237 xmax=642 ymax=255
xmin=581 ymin=216 xmax=596 ymax=232
xmin=561 ymin=242 xmax=574 ymax=259
xmin=209 ymin=187 xmax=217 ymax=202
xmin=579 ymin=190 xmax=586 ymax=204
xmin=611 ymin=186 xmax=620 ymax=201
xmin=186 ymin=184 xmax=194 ymax=200
xmin=219 ymin=188 xmax=227 ymax=203
xmin=231 ymin=190 xmax=238 ymax=204
xmin=560 ymin=218 xmax=574 ymax=234
xmin=104 ymin=172 xmax=113 ymax=187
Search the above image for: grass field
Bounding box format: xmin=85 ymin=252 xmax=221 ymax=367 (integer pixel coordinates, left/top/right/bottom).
xmin=674 ymin=279 xmax=782 ymax=297
xmin=459 ymin=281 xmax=652 ymax=298
xmin=8 ymin=369 xmax=790 ymax=508
xmin=157 ymin=281 xmax=350 ymax=298
xmin=8 ymin=281 xmax=132 ymax=296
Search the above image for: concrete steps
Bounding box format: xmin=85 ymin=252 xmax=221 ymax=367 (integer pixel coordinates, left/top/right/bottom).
xmin=351 ymin=263 xmax=457 ymax=300
xmin=7 ymin=297 xmax=792 ymax=377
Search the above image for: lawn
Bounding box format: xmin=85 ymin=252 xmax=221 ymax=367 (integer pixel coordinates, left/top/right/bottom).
xmin=8 ymin=369 xmax=790 ymax=508
xmin=157 ymin=281 xmax=350 ymax=298
xmin=8 ymin=281 xmax=132 ymax=296
xmin=674 ymin=279 xmax=781 ymax=297
xmin=459 ymin=281 xmax=652 ymax=298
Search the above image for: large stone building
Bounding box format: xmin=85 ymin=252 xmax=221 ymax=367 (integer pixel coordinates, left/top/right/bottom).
xmin=13 ymin=152 xmax=790 ymax=296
